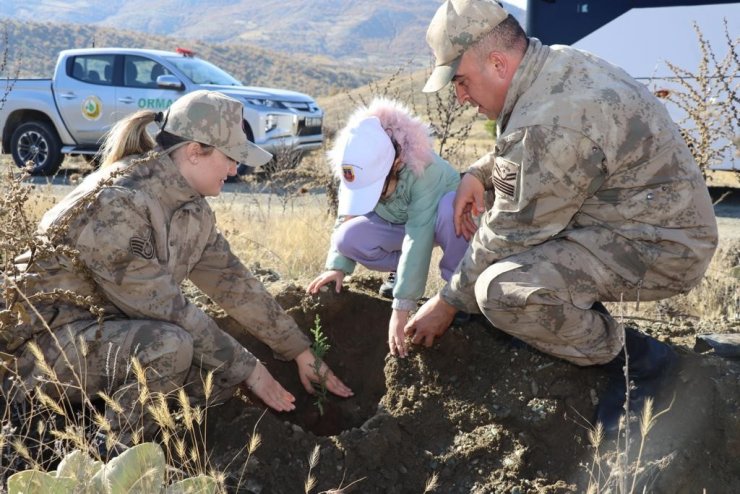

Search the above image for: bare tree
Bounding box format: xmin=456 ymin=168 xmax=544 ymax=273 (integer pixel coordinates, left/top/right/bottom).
xmin=658 ymin=20 xmax=739 ymax=176
xmin=0 ymin=22 xmax=19 ymax=110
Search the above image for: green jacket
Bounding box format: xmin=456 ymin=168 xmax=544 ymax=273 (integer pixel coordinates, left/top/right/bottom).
xmin=326 ymin=153 xmax=460 ymax=311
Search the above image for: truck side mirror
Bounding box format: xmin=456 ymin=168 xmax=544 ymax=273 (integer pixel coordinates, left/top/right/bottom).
xmin=156 ymin=75 xmax=184 ymax=90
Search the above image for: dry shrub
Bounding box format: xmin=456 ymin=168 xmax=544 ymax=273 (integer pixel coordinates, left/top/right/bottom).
xmin=322 ymin=64 xmax=490 ymax=171
xmin=656 ymin=19 xmax=739 ymax=175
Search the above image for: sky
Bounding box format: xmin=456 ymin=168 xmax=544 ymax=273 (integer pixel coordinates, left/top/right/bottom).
xmin=507 ymin=0 xmax=527 ymax=9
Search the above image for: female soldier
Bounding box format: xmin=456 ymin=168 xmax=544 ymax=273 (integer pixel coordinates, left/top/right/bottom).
xmin=4 ymin=90 xmax=352 ymax=444
xmin=308 ymin=98 xmax=469 ymax=357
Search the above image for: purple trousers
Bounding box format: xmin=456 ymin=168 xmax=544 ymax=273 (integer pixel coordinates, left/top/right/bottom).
xmin=333 ymin=191 xmax=469 ymax=281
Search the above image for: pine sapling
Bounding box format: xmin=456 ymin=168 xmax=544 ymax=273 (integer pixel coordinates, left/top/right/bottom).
xmin=309 ymin=314 xmax=330 ymax=415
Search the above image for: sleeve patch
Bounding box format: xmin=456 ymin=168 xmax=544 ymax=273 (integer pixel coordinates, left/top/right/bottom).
xmin=129 ymin=231 xmax=155 ymax=259
xmin=493 ymin=157 xmax=520 ymax=199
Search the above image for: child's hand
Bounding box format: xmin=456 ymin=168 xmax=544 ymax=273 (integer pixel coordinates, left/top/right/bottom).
xmin=307 ymin=270 xmax=345 ymax=294
xmin=388 ymin=309 xmax=410 ymax=358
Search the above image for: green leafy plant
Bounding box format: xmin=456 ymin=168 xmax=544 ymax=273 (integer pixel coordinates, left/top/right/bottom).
xmin=7 ymin=442 xmax=218 ymax=494
xmin=309 ymin=314 xmax=331 ymax=416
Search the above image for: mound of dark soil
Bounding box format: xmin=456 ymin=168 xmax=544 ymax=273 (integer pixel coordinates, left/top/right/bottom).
xmin=209 ymin=279 xmax=740 ymax=493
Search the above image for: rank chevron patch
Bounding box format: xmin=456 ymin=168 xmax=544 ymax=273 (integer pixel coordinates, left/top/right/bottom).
xmin=493 ymin=157 xmax=519 ymax=198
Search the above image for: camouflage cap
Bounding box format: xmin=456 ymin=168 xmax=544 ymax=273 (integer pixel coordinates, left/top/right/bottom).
xmin=163 ymin=90 xmax=272 ymax=167
xmin=423 ymin=0 xmax=508 ymax=93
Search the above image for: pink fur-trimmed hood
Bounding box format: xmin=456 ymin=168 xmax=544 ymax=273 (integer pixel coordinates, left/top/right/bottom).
xmin=329 ymin=98 xmax=434 ymax=178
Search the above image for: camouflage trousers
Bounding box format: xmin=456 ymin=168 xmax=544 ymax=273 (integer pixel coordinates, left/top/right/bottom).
xmin=10 ymin=318 xmax=239 ymax=441
xmin=474 ymin=240 xmax=680 ymax=366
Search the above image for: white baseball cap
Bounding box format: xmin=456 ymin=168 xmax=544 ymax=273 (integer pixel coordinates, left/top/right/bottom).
xmin=336 ymin=117 xmax=396 ymax=215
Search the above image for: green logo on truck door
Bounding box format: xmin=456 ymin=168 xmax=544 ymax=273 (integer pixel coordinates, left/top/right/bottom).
xmin=138 ymin=98 xmax=173 ymax=109
xmin=81 ymin=95 xmax=103 ymax=121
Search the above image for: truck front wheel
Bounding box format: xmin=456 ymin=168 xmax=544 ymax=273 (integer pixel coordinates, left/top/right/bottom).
xmin=10 ymin=121 xmax=64 ymax=176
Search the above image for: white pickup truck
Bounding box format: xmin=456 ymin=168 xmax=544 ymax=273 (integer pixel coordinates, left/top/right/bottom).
xmin=0 ymin=47 xmax=324 ymax=175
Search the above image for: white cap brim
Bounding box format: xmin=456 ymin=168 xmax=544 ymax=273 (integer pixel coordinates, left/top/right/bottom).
xmin=338 ymin=178 xmax=386 ymax=216
xmin=423 ymin=57 xmax=461 ymax=93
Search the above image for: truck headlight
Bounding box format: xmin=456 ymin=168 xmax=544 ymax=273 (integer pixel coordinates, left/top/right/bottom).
xmin=265 ymin=114 xmax=278 ymax=133
xmin=246 ymin=98 xmax=281 ymax=109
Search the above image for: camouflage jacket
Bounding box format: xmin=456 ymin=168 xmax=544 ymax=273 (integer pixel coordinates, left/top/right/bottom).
xmin=442 ymin=38 xmax=718 ymax=313
xmin=6 ymin=151 xmax=310 ymax=383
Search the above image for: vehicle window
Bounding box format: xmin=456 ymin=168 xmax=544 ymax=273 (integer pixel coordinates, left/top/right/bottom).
xmin=69 ymin=55 xmax=115 ymax=86
xmin=124 ymin=55 xmax=172 ymax=88
xmin=163 ymin=55 xmax=241 ymax=86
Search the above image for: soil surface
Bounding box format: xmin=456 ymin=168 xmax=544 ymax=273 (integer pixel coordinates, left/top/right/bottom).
xmin=204 ymin=241 xmax=740 ymax=493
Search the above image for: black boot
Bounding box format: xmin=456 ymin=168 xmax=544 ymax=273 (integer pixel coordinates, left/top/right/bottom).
xmin=378 ymin=272 xmax=396 ymax=299
xmin=596 ymin=325 xmax=678 ymax=435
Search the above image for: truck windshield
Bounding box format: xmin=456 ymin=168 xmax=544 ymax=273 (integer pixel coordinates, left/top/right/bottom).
xmin=163 ymin=56 xmax=242 ymax=86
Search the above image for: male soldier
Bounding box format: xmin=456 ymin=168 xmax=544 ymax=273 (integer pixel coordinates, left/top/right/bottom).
xmin=404 ymin=0 xmax=718 ymax=432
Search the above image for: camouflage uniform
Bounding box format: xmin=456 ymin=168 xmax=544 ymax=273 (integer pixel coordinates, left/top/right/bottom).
xmin=441 ymin=39 xmax=718 ymax=365
xmin=6 ymin=151 xmax=310 ymax=432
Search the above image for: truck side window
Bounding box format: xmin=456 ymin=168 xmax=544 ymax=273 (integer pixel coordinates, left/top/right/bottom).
xmin=123 ymin=55 xmax=171 ymax=88
xmin=69 ymin=55 xmax=114 ymax=86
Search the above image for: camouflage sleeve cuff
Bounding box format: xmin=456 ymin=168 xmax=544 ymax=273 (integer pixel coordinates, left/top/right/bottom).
xmin=466 ymin=152 xmax=495 ymax=190
xmin=392 ymin=298 xmax=418 ymax=312
xmin=278 ymin=334 xmax=312 ymax=361
xmin=440 ymin=283 xmax=482 ymax=315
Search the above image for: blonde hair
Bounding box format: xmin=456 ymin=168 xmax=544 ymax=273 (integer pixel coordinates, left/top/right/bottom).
xmin=99 ymin=110 xmax=158 ymax=168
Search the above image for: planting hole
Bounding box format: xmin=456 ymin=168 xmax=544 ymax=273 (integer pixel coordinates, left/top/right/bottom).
xmin=218 ymin=285 xmax=390 ymax=436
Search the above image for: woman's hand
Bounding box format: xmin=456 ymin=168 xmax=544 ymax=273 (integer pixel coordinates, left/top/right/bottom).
xmin=388 ymin=309 xmax=410 ymax=358
xmin=240 ymin=361 xmax=296 ymax=412
xmin=294 ymin=348 xmax=354 ymax=398
xmin=307 ymin=270 xmax=346 ymax=294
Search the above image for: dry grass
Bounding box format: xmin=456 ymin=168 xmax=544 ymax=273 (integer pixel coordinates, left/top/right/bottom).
xmin=210 ymin=191 xmax=335 ymax=281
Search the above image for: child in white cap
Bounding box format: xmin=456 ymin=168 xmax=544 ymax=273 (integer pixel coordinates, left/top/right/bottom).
xmin=308 ymin=98 xmax=469 ymax=357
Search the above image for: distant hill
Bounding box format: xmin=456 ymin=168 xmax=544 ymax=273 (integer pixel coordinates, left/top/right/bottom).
xmin=316 ymin=64 xmax=494 ymax=172
xmin=0 ymin=19 xmax=381 ymax=98
xmin=0 ymin=1 xmax=526 ymax=71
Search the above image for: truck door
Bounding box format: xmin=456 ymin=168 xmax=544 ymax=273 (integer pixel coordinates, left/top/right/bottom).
xmin=115 ymin=55 xmax=182 ymax=122
xmin=54 ymin=53 xmax=117 ymax=147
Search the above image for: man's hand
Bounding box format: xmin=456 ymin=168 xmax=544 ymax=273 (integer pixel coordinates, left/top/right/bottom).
xmin=404 ymin=294 xmax=457 ymax=347
xmin=388 ymin=309 xmax=410 ymax=358
xmin=454 ymin=174 xmax=486 ymax=241
xmin=307 ymin=270 xmax=345 ymax=294
xmin=294 ymin=348 xmax=354 ymax=398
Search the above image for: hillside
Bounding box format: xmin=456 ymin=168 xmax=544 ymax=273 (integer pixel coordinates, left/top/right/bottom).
xmin=317 ymin=65 xmax=493 ymax=170
xmin=0 ymin=1 xmax=526 ymax=71
xmin=0 ymin=19 xmax=381 ymax=97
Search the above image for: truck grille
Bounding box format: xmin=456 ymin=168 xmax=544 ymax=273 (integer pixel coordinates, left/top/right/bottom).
xmin=298 ymin=117 xmax=322 ymax=136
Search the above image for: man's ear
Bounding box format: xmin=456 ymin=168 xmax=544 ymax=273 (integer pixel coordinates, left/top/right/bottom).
xmin=487 ymin=51 xmax=508 ymax=79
